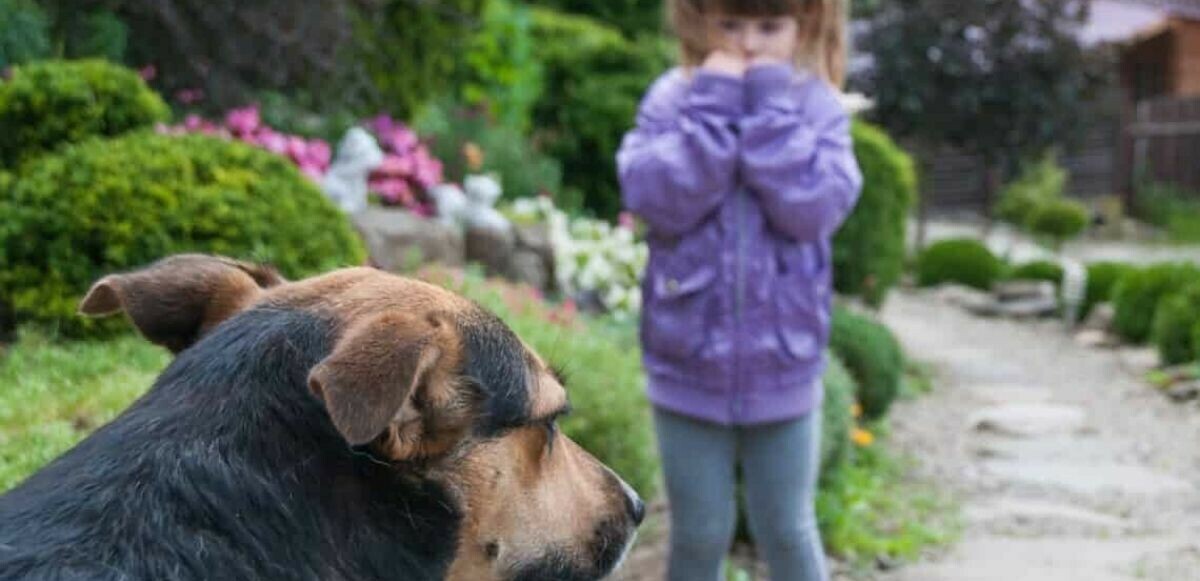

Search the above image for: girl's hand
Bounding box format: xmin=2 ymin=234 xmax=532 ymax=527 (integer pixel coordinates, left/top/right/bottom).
xmin=702 ymin=50 xmax=748 ymax=77
xmin=746 ymin=54 xmax=791 ymax=70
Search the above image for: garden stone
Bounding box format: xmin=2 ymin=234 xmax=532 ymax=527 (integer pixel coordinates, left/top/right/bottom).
xmin=989 ymin=295 xmax=1059 ymax=319
xmin=1074 ymin=329 xmax=1119 ymax=348
xmin=354 ymin=207 xmax=464 ymax=271
xmin=973 ymin=384 xmax=1052 ymax=405
xmin=969 ymin=403 xmax=1087 ymax=438
xmin=1082 ymin=303 xmax=1115 ymax=332
xmin=935 ymin=284 xmax=999 ymax=314
xmin=465 ymin=226 xmax=516 ymax=279
xmin=428 ymin=183 xmax=469 ymax=228
xmin=510 ymin=250 xmax=549 ymax=292
xmin=993 ymin=280 xmax=1056 ymax=302
xmin=322 ymin=127 xmax=385 ymax=215
xmin=1166 ymin=381 xmax=1200 ymax=403
xmin=1118 ymin=347 xmax=1160 ymax=375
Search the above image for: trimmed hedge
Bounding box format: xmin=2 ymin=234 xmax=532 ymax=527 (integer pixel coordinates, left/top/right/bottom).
xmin=830 ymin=306 xmax=904 ymax=421
xmin=916 ymin=238 xmax=1004 ymax=291
xmin=530 ymin=8 xmax=671 ymax=219
xmin=834 ymin=121 xmax=918 ymax=308
xmin=1028 ymin=198 xmax=1089 ymax=247
xmin=1008 ymin=260 xmax=1064 ymax=286
xmin=0 ymin=59 xmax=169 ymax=168
xmin=0 ymin=132 xmax=366 ymax=337
xmin=1082 ymin=261 xmax=1137 ymax=320
xmin=821 ymin=351 xmax=857 ymax=480
xmin=1112 ymin=263 xmax=1200 ymax=344
xmin=1152 ymin=284 xmax=1200 ymax=365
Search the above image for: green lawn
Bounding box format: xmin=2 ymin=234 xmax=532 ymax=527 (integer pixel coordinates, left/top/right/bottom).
xmin=0 ymin=330 xmax=168 ymax=492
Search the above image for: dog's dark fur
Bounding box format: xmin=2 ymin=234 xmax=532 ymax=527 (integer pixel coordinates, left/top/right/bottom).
xmin=0 ymin=308 xmax=466 ymax=580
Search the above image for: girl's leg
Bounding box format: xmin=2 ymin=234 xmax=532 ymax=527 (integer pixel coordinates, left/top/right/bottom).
xmin=739 ymin=408 xmax=828 ymax=581
xmin=653 ymin=407 xmax=738 ymax=581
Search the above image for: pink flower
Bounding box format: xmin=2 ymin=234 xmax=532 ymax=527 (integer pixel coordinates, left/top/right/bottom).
xmin=411 ymin=148 xmax=443 ymax=189
xmin=256 ymin=128 xmax=288 ymax=154
xmin=618 ymin=211 xmax=636 ymax=230
xmin=298 ymin=164 xmax=325 ymax=181
xmin=375 ymin=154 xmax=413 ymax=177
xmin=285 ymin=136 xmax=309 ymax=163
xmin=138 ymin=65 xmax=157 ymax=81
xmin=174 ymin=88 xmax=205 ymax=105
xmin=225 ymin=106 xmax=261 ymax=136
xmin=307 ymin=140 xmax=332 ymax=169
xmin=183 ymin=114 xmax=205 ymax=131
xmin=371 ymin=178 xmax=413 ymax=205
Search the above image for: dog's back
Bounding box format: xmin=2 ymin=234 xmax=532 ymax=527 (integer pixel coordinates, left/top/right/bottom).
xmin=0 ymin=309 xmax=459 ymax=580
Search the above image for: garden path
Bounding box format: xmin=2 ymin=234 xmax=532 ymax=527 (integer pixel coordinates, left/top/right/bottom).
xmin=873 ymin=290 xmax=1200 ymax=581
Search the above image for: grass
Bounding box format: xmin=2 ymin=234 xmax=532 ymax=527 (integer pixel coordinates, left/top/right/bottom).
xmin=816 ymin=425 xmax=960 ymax=570
xmin=0 ymin=329 xmax=168 ymax=492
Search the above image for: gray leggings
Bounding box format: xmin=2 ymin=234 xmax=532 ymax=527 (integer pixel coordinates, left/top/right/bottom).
xmin=653 ymin=406 xmax=828 ymax=581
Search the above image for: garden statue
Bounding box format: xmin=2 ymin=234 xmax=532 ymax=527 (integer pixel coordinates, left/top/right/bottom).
xmin=428 ymin=183 xmax=470 ymax=228
xmin=461 ymin=174 xmax=512 ymax=233
xmin=322 ymin=127 xmax=385 ymax=214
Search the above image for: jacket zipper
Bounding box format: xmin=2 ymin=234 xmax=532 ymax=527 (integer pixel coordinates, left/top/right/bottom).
xmin=733 ymin=186 xmax=746 ymax=422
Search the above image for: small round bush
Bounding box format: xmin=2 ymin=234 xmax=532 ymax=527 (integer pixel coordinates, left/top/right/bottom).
xmin=1082 ymin=261 xmax=1137 ymax=320
xmin=0 ymin=132 xmax=366 ymax=337
xmin=821 ymin=351 xmax=857 ymax=479
xmin=1028 ymin=198 xmax=1090 ymax=246
xmin=834 ymin=121 xmax=918 ymax=308
xmin=0 ymin=59 xmax=169 ymax=168
xmin=1007 ymin=260 xmax=1064 ymax=286
xmin=830 ymin=306 xmax=904 ymax=421
xmin=916 ymin=238 xmax=1004 ymax=290
xmin=1152 ymin=284 xmax=1200 ymax=366
xmin=1112 ymin=263 xmax=1200 ymax=344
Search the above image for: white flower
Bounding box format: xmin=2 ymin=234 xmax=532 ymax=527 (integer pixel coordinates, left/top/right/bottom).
xmin=463 ymin=174 xmax=503 ymax=206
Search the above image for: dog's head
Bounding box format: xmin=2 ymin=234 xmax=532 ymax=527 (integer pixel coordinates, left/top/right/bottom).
xmin=80 ymin=254 xmax=643 ymax=580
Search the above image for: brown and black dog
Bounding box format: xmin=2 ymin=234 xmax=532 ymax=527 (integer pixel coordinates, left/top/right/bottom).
xmin=0 ymin=254 xmax=643 ymax=581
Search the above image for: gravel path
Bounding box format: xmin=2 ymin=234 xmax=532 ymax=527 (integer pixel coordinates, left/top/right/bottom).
xmin=873 ymin=290 xmax=1200 ymax=581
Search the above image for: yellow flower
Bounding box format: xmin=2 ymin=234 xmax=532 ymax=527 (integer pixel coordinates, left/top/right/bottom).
xmin=851 ymin=428 xmax=874 ymax=447
xmin=463 ymin=142 xmax=485 ymax=171
xmin=850 ymin=402 xmax=863 ymax=419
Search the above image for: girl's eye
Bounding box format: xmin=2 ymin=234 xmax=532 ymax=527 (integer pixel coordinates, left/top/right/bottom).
xmin=759 ymin=21 xmax=782 ymax=34
xmin=719 ymin=19 xmax=741 ymax=33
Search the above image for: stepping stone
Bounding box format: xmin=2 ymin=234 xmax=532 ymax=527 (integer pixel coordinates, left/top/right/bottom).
xmin=981 ymin=460 xmax=1194 ymax=496
xmin=966 ymin=498 xmax=1131 ymax=532
xmin=969 ymin=404 xmax=1087 ymax=438
xmin=972 ymin=434 xmax=1112 ymax=462
xmin=972 ymin=384 xmax=1053 ymax=405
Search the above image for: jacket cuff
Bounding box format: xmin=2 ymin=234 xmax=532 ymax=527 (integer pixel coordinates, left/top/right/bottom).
xmin=687 ymin=71 xmax=745 ymax=118
xmin=745 ymin=64 xmax=798 ymax=114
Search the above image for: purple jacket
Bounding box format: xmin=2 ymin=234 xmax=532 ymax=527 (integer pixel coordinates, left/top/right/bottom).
xmin=617 ymin=65 xmax=862 ymax=426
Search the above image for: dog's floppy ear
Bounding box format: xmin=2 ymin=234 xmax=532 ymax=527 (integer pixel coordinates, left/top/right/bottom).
xmin=308 ymin=311 xmax=453 ymax=447
xmin=79 ymin=254 xmax=285 ymax=353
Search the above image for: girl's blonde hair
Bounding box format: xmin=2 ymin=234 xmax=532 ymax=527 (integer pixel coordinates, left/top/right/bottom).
xmin=667 ymin=0 xmax=848 ymax=88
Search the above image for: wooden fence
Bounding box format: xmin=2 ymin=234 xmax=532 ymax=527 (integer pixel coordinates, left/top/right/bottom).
xmin=1123 ymin=95 xmax=1200 ymax=198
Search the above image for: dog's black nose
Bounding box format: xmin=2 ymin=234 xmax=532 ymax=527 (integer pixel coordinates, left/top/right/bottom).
xmin=627 ymin=494 xmax=646 ymax=526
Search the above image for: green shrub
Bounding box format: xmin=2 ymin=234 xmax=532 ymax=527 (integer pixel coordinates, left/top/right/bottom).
xmin=994 ymin=153 xmax=1067 ymax=226
xmin=1112 ymin=263 xmax=1200 ymax=344
xmin=1133 ymin=181 xmax=1200 ymax=244
xmin=830 ymin=307 xmax=904 ymax=421
xmin=415 ymin=98 xmax=566 ymax=207
xmin=353 ymin=0 xmax=486 ymax=120
xmin=527 ymin=0 xmax=664 ymax=37
xmin=1082 ymin=261 xmax=1136 ymax=320
xmin=821 ymin=352 xmax=857 ymax=479
xmin=1152 ymin=284 xmax=1200 ymax=365
xmin=916 ymin=238 xmax=1004 ymax=290
xmin=0 ymin=132 xmax=366 ymax=337
xmin=834 ymin=121 xmax=918 ymax=308
xmin=1007 ymin=260 xmax=1064 ymax=286
xmin=60 ymin=9 xmax=129 ymax=62
xmin=1028 ymin=198 xmax=1089 ymax=247
xmin=530 ymin=8 xmax=672 ymax=218
xmin=0 ymin=59 xmax=169 ymax=168
xmin=461 ymin=0 xmax=543 ymax=131
xmin=0 ymin=0 xmax=50 ymax=69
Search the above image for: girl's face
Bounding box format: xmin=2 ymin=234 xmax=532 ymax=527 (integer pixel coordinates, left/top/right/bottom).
xmin=706 ymin=13 xmax=798 ymax=62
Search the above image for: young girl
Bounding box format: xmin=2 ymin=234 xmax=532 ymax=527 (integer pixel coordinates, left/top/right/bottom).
xmin=617 ymin=1 xmax=861 ymax=579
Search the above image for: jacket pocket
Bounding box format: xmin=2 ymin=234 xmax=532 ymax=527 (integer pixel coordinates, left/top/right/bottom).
xmin=641 ymin=265 xmax=718 ymax=361
xmin=773 ymin=242 xmax=828 ymax=362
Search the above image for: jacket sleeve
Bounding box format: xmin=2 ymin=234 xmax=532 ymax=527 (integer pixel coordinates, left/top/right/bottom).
xmin=738 ymin=65 xmax=863 ymax=242
xmin=617 ymin=70 xmax=743 ymax=238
